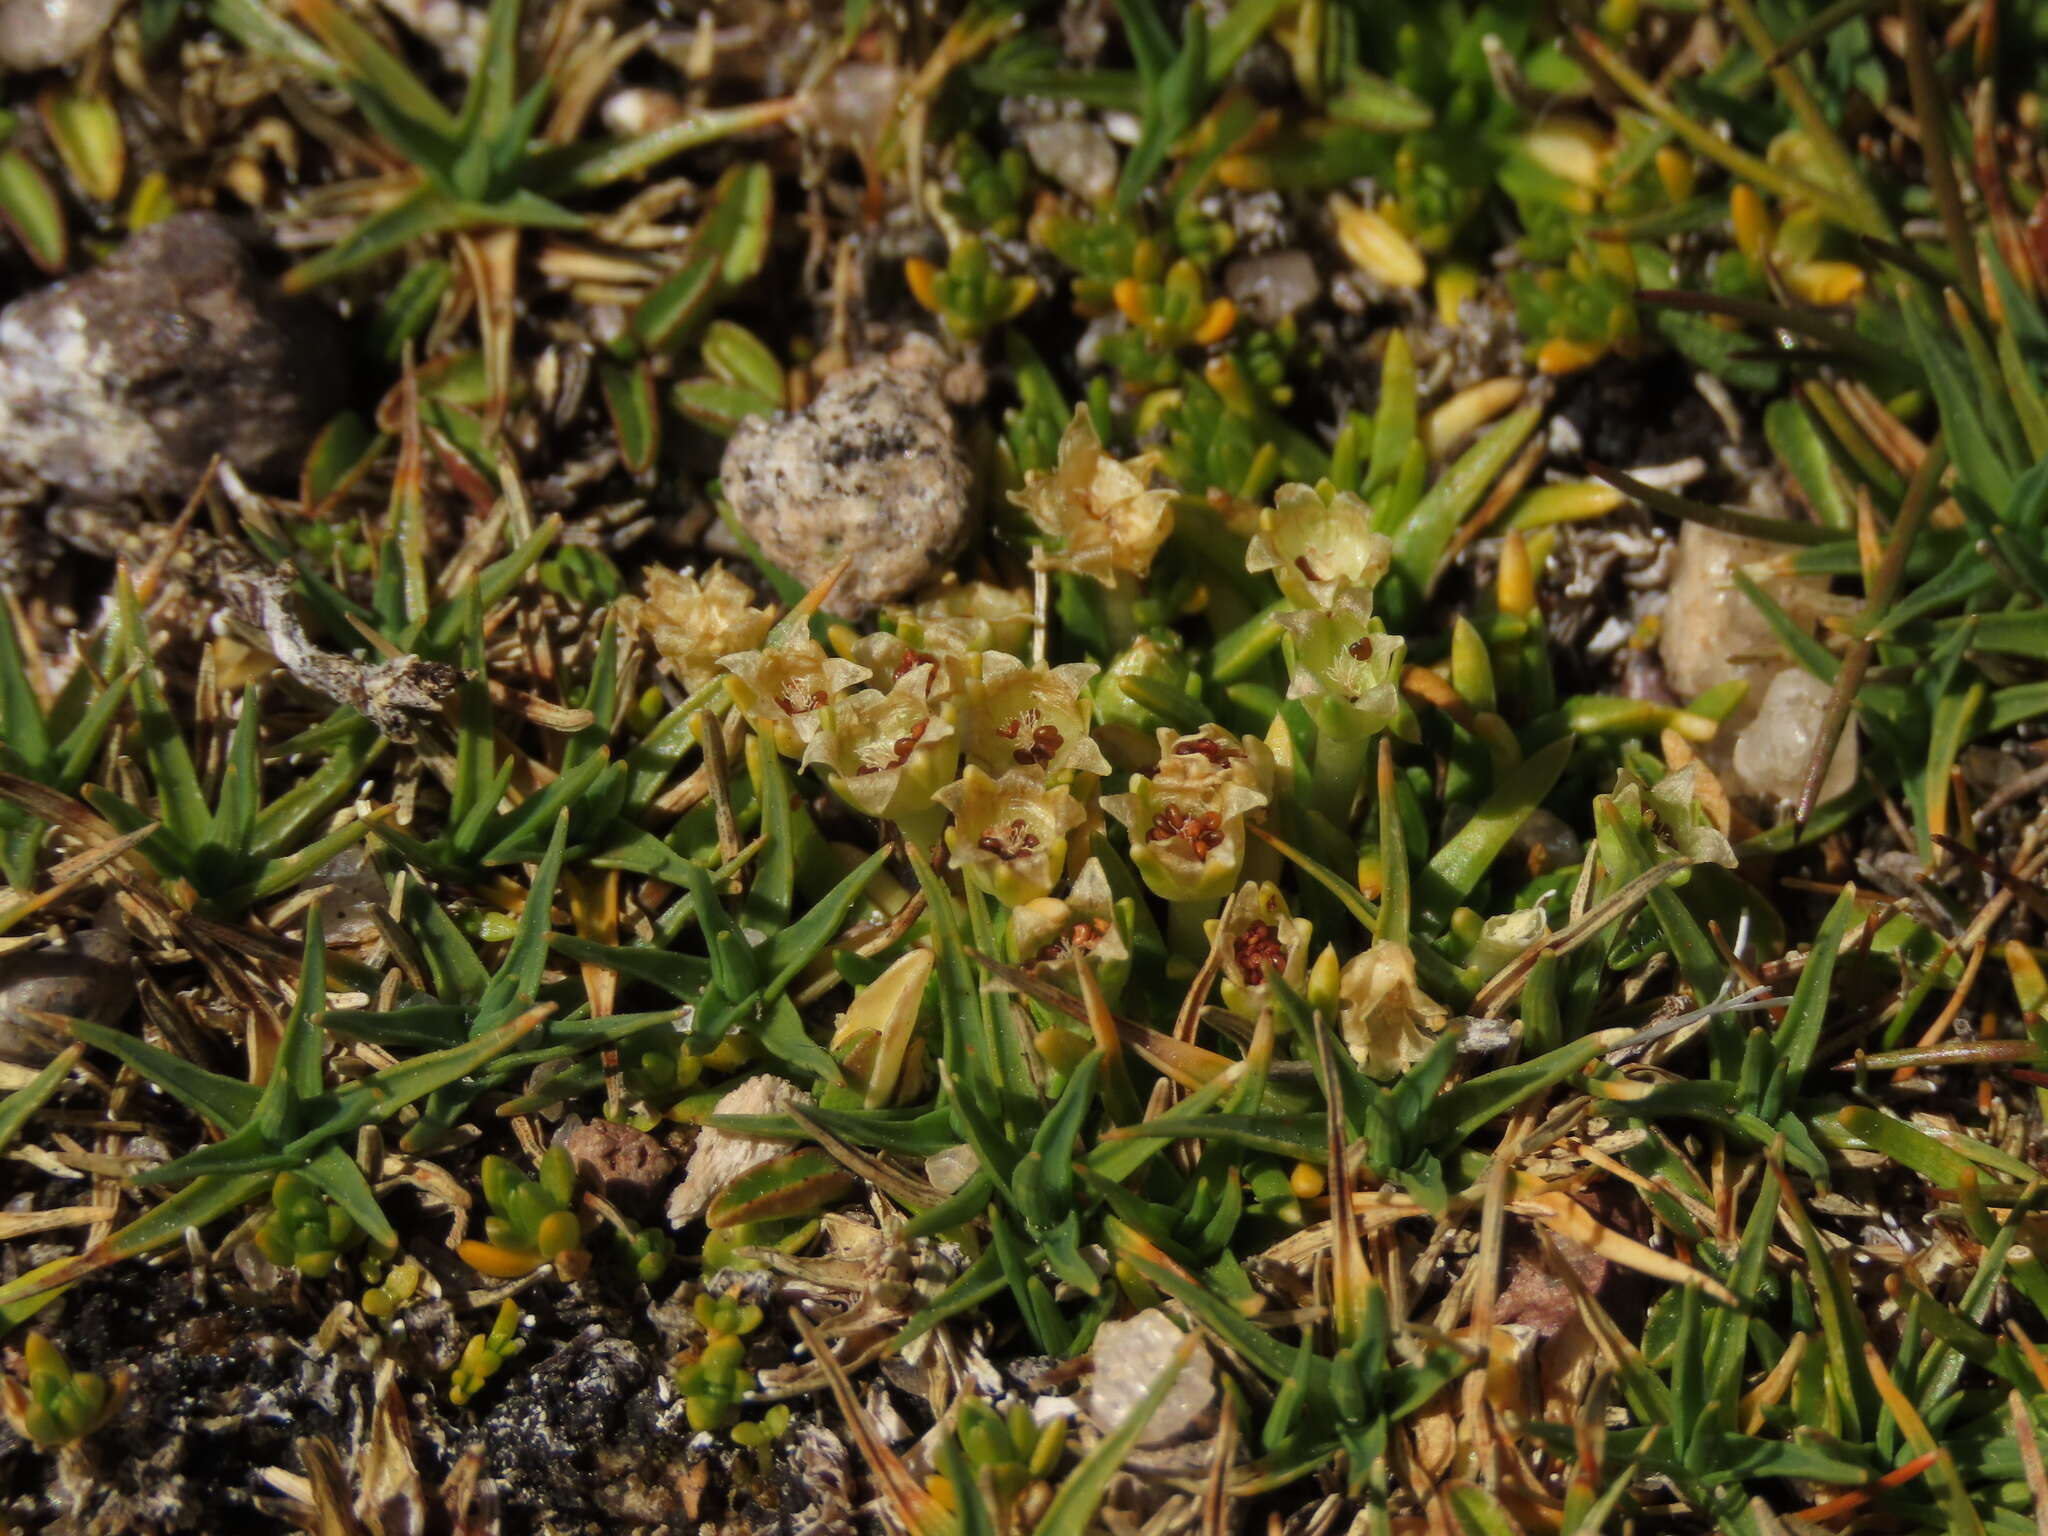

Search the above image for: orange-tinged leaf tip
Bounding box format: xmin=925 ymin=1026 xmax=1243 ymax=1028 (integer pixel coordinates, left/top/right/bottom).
xmin=457 ymin=1240 xmax=544 ymax=1279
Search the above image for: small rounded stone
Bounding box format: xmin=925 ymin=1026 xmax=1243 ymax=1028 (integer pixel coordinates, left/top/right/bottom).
xmin=560 ymin=1118 xmax=676 ymax=1212
xmin=0 ymin=0 xmax=122 ymax=70
xmin=1731 ymin=667 xmax=1856 ymax=805
xmin=0 ymin=212 xmax=347 ymax=497
xmin=719 ymin=340 xmax=972 ymax=617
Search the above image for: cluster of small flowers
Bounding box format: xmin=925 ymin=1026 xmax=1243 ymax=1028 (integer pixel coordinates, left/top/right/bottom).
xmin=1248 ymin=481 xmax=1406 ymax=743
xmin=1239 ymin=474 xmax=1443 ymax=1073
xmin=620 ymin=403 xmax=1450 ymax=1077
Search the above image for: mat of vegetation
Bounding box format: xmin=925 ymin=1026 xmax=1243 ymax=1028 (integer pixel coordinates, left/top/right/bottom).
xmin=2 ymin=1 xmax=2048 ymax=1533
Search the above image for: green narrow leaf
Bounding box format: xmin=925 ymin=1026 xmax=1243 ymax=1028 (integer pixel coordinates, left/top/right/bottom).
xmin=66 ymin=1021 xmax=261 ymax=1133
xmin=598 ymin=356 xmax=662 ymax=479
xmin=1445 ymin=1483 xmax=1518 ymax=1536
xmin=0 ymin=1044 xmax=81 ymax=1155
xmin=297 ymin=1141 xmax=395 ymax=1247
xmin=1731 ymin=571 xmax=1839 ymax=682
xmin=477 ymin=813 xmax=569 ymax=1023
xmin=212 ymin=690 xmax=265 ymax=858
xmin=1391 ymin=400 xmax=1544 ymax=587
xmin=1900 ymin=296 xmax=2013 ymax=508
xmin=540 ymin=98 xmax=801 ymax=192
xmin=292 ymin=0 xmax=457 ymax=138
xmin=283 ymin=188 xmax=464 ymax=293
xmin=39 ymin=87 xmax=124 ymax=204
xmin=907 ymin=844 xmax=1017 ymax=1126
xmin=0 ymin=1171 xmax=272 ymax=1322
xmin=1415 ymin=734 xmax=1572 ymax=925
xmin=0 ymin=150 xmax=68 ymax=273
xmin=1369 ymin=332 xmax=1417 ymax=506
xmin=207 ymin=0 xmax=338 ymax=78
xmin=0 ymin=603 xmax=50 ymax=771
xmin=1764 ymin=883 xmax=1860 ymax=1116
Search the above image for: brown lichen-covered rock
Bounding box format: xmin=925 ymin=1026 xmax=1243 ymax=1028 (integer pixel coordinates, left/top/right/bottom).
xmin=720 ymin=338 xmax=972 ymax=615
xmin=559 ymin=1117 xmax=675 ymax=1212
xmin=1493 ymin=1231 xmax=1610 ymax=1338
xmin=0 ymin=212 xmax=346 ymax=498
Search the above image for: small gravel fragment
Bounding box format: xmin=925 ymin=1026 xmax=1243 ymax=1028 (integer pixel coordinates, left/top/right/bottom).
xmin=310 ymin=846 xmax=387 ymax=947
xmin=809 ymin=62 xmax=904 ymax=152
xmin=667 ymin=1076 xmax=811 ymax=1227
xmin=1085 ymin=1309 xmax=1213 ymax=1446
xmin=1020 ymin=120 xmax=1118 ymax=202
xmin=1658 ymin=521 xmax=1854 ymax=804
xmin=1731 ymin=666 xmax=1856 ymax=805
xmin=924 ymin=1143 xmax=979 ymax=1194
xmin=560 ymin=1118 xmax=676 ymax=1212
xmin=0 ymin=917 xmax=130 ymax=1063
xmin=1657 ymin=525 xmax=1820 ymax=702
xmin=720 ymin=338 xmax=972 ymax=615
xmin=0 ymin=212 xmax=346 ymax=498
xmin=0 ymin=0 xmax=122 ymax=69
xmin=1223 ymin=250 xmax=1320 ymax=328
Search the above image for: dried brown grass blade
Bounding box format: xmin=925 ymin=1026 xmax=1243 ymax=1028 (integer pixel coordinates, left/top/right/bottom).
xmin=788 ymin=1307 xmax=949 ymax=1536
xmin=1798 ymin=433 xmax=1948 ymax=822
xmin=1511 ymin=1182 xmax=1737 ymax=1306
xmin=0 ymin=820 xmax=160 ymax=937
xmin=1472 ymin=860 xmax=1696 ymax=1018
xmin=2010 ymin=1389 xmax=2048 ymax=1536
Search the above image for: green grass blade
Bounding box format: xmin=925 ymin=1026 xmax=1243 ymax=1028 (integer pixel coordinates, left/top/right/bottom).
xmin=0 ymin=1044 xmax=81 ymax=1155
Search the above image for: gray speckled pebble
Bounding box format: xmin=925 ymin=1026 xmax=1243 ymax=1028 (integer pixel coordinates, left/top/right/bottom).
xmin=0 ymin=0 xmax=122 ymax=70
xmin=0 ymin=212 xmax=346 ymax=498
xmin=720 ymin=342 xmax=971 ymax=616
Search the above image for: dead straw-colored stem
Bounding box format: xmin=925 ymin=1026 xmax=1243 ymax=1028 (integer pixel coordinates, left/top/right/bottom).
xmin=1797 ymin=433 xmax=1949 ymax=823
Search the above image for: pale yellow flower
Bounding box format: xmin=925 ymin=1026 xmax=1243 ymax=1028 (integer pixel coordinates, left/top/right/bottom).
xmin=958 ymin=653 xmax=1111 ymax=784
xmin=1102 ymin=770 xmax=1267 ymax=904
xmin=1276 ymin=588 xmax=1405 ymax=741
xmin=1462 ymin=907 xmax=1548 ymax=983
xmin=1011 ymin=404 xmax=1176 ymax=584
xmin=936 ymin=765 xmax=1085 ymax=907
xmin=1207 ymin=882 xmax=1312 ymax=1018
xmin=1244 ymin=483 xmax=1390 ymax=611
xmin=1338 ymin=941 xmax=1447 ymax=1078
xmin=1148 ymin=724 xmax=1275 ymax=803
xmin=845 ymin=630 xmax=972 ymax=709
xmin=719 ymin=639 xmax=869 ymax=758
xmin=891 ymin=577 xmax=1035 ymax=658
xmin=1612 ymin=762 xmax=1739 ymax=870
xmin=1009 ymin=859 xmax=1129 ymax=995
xmin=620 ymin=563 xmax=775 ymax=694
xmin=803 ymin=667 xmax=959 ymax=829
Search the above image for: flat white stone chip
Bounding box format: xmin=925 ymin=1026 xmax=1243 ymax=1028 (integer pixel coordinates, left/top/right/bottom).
xmin=1084 ymin=1308 xmax=1214 ymax=1447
